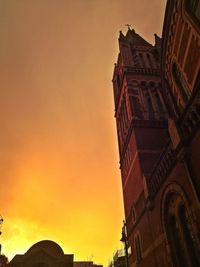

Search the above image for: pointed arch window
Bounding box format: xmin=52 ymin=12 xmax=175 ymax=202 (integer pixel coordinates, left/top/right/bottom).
xmin=179 ymin=205 xmax=200 ymax=265
xmin=164 ymin=192 xmax=200 ymax=267
xmin=167 ymin=215 xmax=187 ymax=267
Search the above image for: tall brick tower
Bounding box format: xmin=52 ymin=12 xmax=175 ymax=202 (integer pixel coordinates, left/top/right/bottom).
xmin=112 ymin=1 xmax=200 ymax=266
xmin=112 ymin=28 xmax=169 ymax=266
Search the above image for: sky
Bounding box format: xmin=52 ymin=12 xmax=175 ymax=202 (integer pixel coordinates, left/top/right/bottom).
xmin=0 ymin=0 xmax=166 ymax=265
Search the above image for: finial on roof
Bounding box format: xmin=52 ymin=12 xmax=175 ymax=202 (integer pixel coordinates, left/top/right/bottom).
xmin=125 ymin=24 xmax=132 ymax=30
xmin=154 ymin=33 xmax=162 ymax=46
xmin=119 ymin=30 xmax=125 ymax=39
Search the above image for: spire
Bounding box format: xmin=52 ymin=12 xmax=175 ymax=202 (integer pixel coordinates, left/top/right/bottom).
xmin=125 ymin=24 xmax=131 ymax=30
xmin=126 ymin=29 xmax=151 ymax=46
xmin=125 ymin=24 xmax=136 ymax=35
xmin=154 ymin=33 xmax=162 ymax=48
xmin=119 ymin=30 xmax=125 ymax=39
xmin=118 ymin=28 xmax=152 ymax=47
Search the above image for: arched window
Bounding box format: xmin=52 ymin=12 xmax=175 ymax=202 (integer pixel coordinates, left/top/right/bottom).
xmin=167 ymin=215 xmax=187 ymax=267
xmin=179 ymin=205 xmax=200 ymax=265
xmin=163 ymin=191 xmax=200 ymax=267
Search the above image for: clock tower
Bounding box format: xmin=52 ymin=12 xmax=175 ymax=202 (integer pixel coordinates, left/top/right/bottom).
xmin=112 ymin=28 xmax=169 ymax=266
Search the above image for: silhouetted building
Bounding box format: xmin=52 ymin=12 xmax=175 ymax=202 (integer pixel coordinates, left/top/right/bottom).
xmin=8 ymin=240 xmax=74 ymax=267
xmin=74 ymin=261 xmax=103 ymax=267
xmin=0 ymin=255 xmax=9 ymax=267
xmin=112 ymin=1 xmax=200 ymax=267
xmin=108 ymin=249 xmax=126 ymax=267
xmin=8 ymin=240 xmax=103 ymax=267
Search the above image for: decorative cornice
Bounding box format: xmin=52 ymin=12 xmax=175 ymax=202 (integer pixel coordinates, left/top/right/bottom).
xmin=124 ymin=66 xmax=160 ymax=76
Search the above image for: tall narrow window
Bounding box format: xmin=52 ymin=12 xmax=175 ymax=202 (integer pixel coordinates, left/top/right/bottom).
xmin=139 ymin=53 xmax=146 ymax=68
xmin=129 ymin=88 xmax=143 ymax=119
xmin=168 ymin=215 xmax=187 ymax=267
xmin=147 ymin=53 xmax=154 ymax=68
xmin=143 ymin=89 xmax=155 ymax=119
xmin=122 ymin=45 xmax=132 ymax=65
xmin=172 ymin=63 xmax=190 ymax=101
xmin=131 ymin=96 xmax=143 ymax=119
xmin=155 ymin=93 xmax=164 ymax=114
xmin=117 ymin=120 xmax=123 ymax=153
xmin=120 ymin=112 xmax=125 ymax=140
xmin=179 ymin=205 xmax=200 ymax=266
xmin=164 ymin=193 xmax=200 ymax=267
xmin=116 ymin=75 xmax=121 ymax=97
xmin=132 ymin=206 xmax=136 ymax=223
xmin=134 ymin=234 xmax=142 ymax=263
xmin=147 ymin=97 xmax=154 ymax=119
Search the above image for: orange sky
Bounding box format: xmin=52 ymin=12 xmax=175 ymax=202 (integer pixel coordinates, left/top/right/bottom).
xmin=0 ymin=0 xmax=166 ymax=265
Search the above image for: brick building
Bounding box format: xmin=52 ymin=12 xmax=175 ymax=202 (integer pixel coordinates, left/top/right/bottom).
xmin=112 ymin=1 xmax=200 ymax=266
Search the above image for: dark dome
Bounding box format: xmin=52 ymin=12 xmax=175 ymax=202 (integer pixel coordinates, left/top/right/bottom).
xmin=26 ymin=240 xmax=64 ymax=257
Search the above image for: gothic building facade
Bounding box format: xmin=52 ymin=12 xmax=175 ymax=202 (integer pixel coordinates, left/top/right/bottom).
xmin=112 ymin=1 xmax=200 ymax=267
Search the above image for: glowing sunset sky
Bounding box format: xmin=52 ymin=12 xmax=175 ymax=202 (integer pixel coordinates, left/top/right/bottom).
xmin=0 ymin=0 xmax=166 ymax=265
